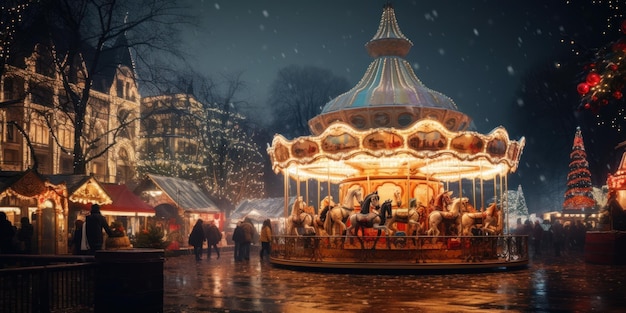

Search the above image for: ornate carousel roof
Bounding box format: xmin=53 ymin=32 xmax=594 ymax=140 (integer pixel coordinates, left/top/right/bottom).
xmin=308 ymin=4 xmax=471 ymax=135
xmin=268 ymin=4 xmax=525 ymax=184
xmin=269 ymin=120 xmax=524 ymax=183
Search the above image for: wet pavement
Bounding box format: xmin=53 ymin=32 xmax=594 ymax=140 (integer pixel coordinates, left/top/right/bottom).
xmin=163 ymin=247 xmax=626 ymax=312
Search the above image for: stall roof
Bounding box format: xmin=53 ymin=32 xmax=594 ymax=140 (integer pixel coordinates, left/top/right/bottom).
xmin=47 ymin=174 xmax=112 ymax=205
xmin=230 ymin=197 xmax=295 ymax=222
xmin=145 ymin=174 xmax=219 ymax=213
xmin=98 ymin=183 xmax=154 ymax=217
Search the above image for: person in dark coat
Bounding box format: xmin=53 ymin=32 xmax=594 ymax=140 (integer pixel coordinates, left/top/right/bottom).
xmin=85 ymin=204 xmax=112 ymax=254
xmin=0 ymin=212 xmax=16 ymax=254
xmin=17 ymin=217 xmax=34 ymax=254
xmin=203 ymin=220 xmax=221 ymax=260
xmin=232 ymin=221 xmax=244 ymax=262
xmin=188 ymin=219 xmax=205 ymax=261
xmin=71 ymin=220 xmax=85 ymax=255
xmin=239 ymin=217 xmax=257 ymax=261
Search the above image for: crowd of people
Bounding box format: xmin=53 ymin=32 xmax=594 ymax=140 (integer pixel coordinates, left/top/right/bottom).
xmin=187 ymin=216 xmax=274 ymax=263
xmin=515 ymin=218 xmax=590 ymax=258
xmin=188 ymin=218 xmax=227 ymax=262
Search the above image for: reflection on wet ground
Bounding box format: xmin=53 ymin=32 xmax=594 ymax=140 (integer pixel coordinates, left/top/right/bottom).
xmin=163 ymin=248 xmax=626 ymax=312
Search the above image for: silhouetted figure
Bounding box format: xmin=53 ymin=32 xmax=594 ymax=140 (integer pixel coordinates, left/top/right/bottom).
xmin=239 ymin=217 xmax=257 ymax=261
xmin=17 ymin=217 xmax=34 ymax=254
xmin=0 ymin=212 xmax=16 ymax=254
xmin=85 ymin=204 xmax=112 ymax=254
xmin=232 ymin=221 xmax=244 ymax=262
xmin=71 ymin=220 xmax=85 ymax=255
xmin=204 ymin=220 xmax=221 ymax=260
xmin=188 ymin=219 xmax=205 ymax=261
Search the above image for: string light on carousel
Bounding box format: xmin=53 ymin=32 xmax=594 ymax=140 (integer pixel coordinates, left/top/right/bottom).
xmin=267 ymin=4 xmax=527 ymax=270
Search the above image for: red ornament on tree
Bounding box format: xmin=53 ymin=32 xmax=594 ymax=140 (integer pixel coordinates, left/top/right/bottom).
xmin=584 ymin=103 xmax=591 ymax=109
xmin=586 ymin=72 xmax=601 ymax=86
xmin=577 ymin=82 xmax=590 ymax=95
xmin=614 ymin=90 xmax=623 ymax=100
xmin=621 ymin=19 xmax=626 ymax=34
xmin=610 ymin=63 xmax=619 ymax=71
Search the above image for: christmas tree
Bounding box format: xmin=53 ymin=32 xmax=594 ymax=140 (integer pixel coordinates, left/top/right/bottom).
xmin=496 ymin=185 xmax=530 ymax=233
xmin=562 ymin=127 xmax=596 ymax=212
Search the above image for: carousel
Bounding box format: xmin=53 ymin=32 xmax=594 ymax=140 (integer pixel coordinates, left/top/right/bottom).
xmin=267 ymin=4 xmax=528 ymax=270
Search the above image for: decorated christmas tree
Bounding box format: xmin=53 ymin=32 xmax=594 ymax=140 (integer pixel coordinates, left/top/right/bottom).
xmin=562 ymin=127 xmax=596 ymax=212
xmin=497 ymin=185 xmax=530 ymax=233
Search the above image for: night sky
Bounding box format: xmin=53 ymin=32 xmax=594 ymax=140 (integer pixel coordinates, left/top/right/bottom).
xmin=179 ymin=0 xmax=625 ymax=213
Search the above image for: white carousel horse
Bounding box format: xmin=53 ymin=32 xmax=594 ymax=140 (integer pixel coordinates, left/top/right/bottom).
xmin=426 ymin=197 xmax=468 ymax=239
xmin=345 ymin=192 xmax=393 ymax=249
xmin=324 ymin=188 xmax=363 ymax=236
xmin=461 ymin=202 xmax=502 ymax=236
xmin=286 ymin=196 xmax=316 ymax=235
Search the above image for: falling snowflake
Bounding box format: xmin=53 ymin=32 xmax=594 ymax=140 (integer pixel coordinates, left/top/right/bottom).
xmin=507 ymin=65 xmax=515 ymax=75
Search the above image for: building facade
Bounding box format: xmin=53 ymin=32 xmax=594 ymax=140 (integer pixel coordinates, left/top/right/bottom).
xmin=0 ymin=43 xmax=140 ymax=184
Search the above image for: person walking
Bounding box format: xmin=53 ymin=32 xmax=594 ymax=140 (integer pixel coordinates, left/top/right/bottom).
xmin=204 ymin=220 xmax=222 ymax=260
xmin=239 ymin=217 xmax=257 ymax=261
xmin=17 ymin=217 xmax=34 ymax=254
xmin=85 ymin=204 xmax=112 ymax=254
xmin=259 ymin=219 xmax=272 ymax=261
xmin=232 ymin=221 xmax=244 ymax=262
xmin=188 ymin=219 xmax=205 ymax=262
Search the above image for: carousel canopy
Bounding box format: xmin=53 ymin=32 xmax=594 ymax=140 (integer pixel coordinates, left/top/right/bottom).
xmin=269 ymin=119 xmax=524 ymax=183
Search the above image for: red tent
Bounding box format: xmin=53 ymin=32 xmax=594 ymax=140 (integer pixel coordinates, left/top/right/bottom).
xmin=98 ymin=183 xmax=155 ymax=216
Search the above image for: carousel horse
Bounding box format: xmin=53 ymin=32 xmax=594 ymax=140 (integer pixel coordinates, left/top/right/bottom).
xmin=345 ymin=192 xmax=393 ymax=249
xmin=313 ymin=195 xmax=335 ymax=235
xmin=385 ymin=190 xmax=426 ymax=245
xmin=324 ymin=188 xmax=363 ymax=236
xmin=461 ymin=202 xmax=502 ymax=236
xmin=286 ymin=196 xmax=316 ymax=235
xmin=426 ymin=197 xmax=468 ymax=240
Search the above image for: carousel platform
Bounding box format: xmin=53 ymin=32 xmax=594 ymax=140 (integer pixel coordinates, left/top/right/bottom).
xmin=269 ymin=234 xmax=529 ymax=272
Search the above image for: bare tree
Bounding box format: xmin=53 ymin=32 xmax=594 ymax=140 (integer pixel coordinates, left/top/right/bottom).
xmin=138 ymin=72 xmax=266 ymax=213
xmin=268 ymin=65 xmax=350 ymax=139
xmin=194 ymin=72 xmax=265 ymax=212
xmin=8 ymin=0 xmax=191 ymax=175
